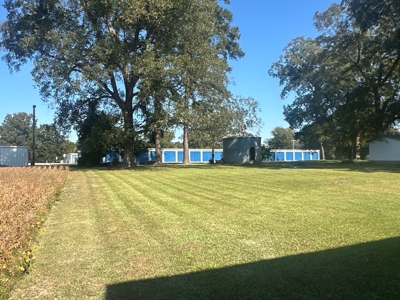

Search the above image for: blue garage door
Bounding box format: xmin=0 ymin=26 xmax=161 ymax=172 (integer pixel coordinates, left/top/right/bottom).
xmin=202 ymin=152 xmax=212 ymax=162
xmin=214 ymin=152 xmax=223 ymax=160
xmin=276 ymin=152 xmax=285 ymax=161
xmin=190 ymin=151 xmax=201 ymax=162
xmin=178 ymin=151 xmax=183 ymax=162
xmin=150 ymin=151 xmax=156 ymax=162
xmin=312 ymin=152 xmax=319 ymax=160
xmin=136 ymin=152 xmax=149 ymax=163
xmin=304 ymin=152 xmax=311 ymax=160
xmin=295 ymin=152 xmax=303 ymax=161
xmin=164 ymin=151 xmax=176 ymax=163
xmin=286 ymin=152 xmax=294 ymax=161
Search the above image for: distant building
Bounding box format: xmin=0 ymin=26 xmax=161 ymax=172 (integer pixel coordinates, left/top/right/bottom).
xmin=135 ymin=148 xmax=223 ymax=164
xmin=369 ymin=135 xmax=400 ymax=162
xmin=0 ymin=146 xmax=29 ymax=166
xmin=269 ymin=149 xmax=320 ymax=161
xmin=222 ymin=131 xmax=262 ymax=164
xmin=64 ymin=153 xmax=79 ymax=164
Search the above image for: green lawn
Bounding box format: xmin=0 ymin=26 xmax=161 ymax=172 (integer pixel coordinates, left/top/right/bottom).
xmin=8 ymin=162 xmax=400 ymax=299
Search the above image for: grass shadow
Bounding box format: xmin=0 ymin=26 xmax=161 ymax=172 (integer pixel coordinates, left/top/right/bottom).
xmin=235 ymin=160 xmax=400 ymax=173
xmin=106 ymin=237 xmax=400 ymax=300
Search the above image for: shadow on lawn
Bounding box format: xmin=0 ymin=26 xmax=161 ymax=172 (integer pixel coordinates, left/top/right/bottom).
xmin=238 ymin=161 xmax=400 ymax=173
xmin=106 ymin=237 xmax=400 ymax=300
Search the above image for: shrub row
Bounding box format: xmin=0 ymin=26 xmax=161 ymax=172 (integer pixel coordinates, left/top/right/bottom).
xmin=0 ymin=166 xmax=68 ymax=294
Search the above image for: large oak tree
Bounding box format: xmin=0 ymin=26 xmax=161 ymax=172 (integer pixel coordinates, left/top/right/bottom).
xmin=1 ymin=0 xmax=242 ymax=167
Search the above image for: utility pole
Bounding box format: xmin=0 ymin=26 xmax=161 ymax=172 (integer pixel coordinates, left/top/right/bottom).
xmin=32 ymin=105 xmax=36 ymax=166
xmin=291 ymin=139 xmax=296 ymax=150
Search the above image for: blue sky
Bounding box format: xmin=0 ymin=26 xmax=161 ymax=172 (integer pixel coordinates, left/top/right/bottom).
xmin=0 ymin=0 xmax=339 ymax=142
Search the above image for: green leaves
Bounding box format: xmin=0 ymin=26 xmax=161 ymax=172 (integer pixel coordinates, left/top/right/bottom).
xmin=0 ymin=112 xmax=76 ymax=163
xmin=1 ymin=0 xmax=243 ymax=166
xmin=270 ymin=1 xmax=400 ymax=160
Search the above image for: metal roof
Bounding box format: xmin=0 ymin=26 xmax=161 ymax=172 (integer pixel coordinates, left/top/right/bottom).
xmin=370 ymin=134 xmax=400 ymax=142
xmin=223 ymin=130 xmax=259 ymax=138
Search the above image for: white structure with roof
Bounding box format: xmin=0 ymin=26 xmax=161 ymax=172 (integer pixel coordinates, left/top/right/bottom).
xmin=0 ymin=146 xmax=29 ymax=166
xmin=369 ymin=135 xmax=400 ymax=162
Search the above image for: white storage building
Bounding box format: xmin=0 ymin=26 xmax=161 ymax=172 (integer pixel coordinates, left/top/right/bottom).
xmin=369 ymin=135 xmax=400 ymax=162
xmin=0 ymin=146 xmax=29 ymax=166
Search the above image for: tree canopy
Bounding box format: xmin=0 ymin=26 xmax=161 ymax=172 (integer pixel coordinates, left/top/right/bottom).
xmin=269 ymin=1 xmax=400 ymax=160
xmin=265 ymin=127 xmax=300 ymax=150
xmin=190 ymin=96 xmax=262 ymax=160
xmin=1 ymin=0 xmax=243 ymax=167
xmin=0 ymin=112 xmax=76 ymax=163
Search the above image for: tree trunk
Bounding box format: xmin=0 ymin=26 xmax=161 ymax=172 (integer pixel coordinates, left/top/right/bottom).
xmin=320 ymin=142 xmax=325 ymax=160
xmin=122 ymin=111 xmax=135 ymax=168
xmin=181 ymin=85 xmax=191 ymax=164
xmin=123 ymin=140 xmax=135 ymax=168
xmin=154 ymin=128 xmax=163 ymax=165
xmin=182 ymin=123 xmax=190 ymax=164
xmin=354 ymin=134 xmax=361 ymax=160
xmin=211 ymin=141 xmax=215 ymax=163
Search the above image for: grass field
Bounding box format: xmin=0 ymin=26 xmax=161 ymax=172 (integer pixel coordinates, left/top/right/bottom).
xmin=7 ymin=162 xmax=400 ymax=299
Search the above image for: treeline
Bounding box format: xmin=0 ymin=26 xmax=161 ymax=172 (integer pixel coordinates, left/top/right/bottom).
xmin=269 ymin=0 xmax=400 ymax=160
xmin=0 ymin=113 xmax=76 ymax=163
xmin=1 ymin=0 xmax=261 ymax=167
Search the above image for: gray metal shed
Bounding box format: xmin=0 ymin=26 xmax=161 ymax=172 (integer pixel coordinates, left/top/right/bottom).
xmin=0 ymin=146 xmax=29 ymax=166
xmin=223 ymin=131 xmax=261 ymax=164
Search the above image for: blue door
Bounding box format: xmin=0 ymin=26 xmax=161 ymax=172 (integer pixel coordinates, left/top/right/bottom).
xmin=202 ymin=152 xmax=212 ymax=162
xmin=190 ymin=151 xmax=201 ymax=162
xmin=286 ymin=152 xmax=294 ymax=161
xmin=312 ymin=152 xmax=319 ymax=160
xmin=295 ymin=152 xmax=303 ymax=161
xmin=164 ymin=151 xmax=176 ymax=163
xmin=150 ymin=151 xmax=156 ymax=162
xmin=178 ymin=151 xmax=183 ymax=162
xmin=136 ymin=152 xmax=149 ymax=163
xmin=276 ymin=152 xmax=285 ymax=161
xmin=214 ymin=152 xmax=223 ymax=160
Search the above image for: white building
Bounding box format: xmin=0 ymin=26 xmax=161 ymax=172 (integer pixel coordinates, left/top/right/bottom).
xmin=369 ymin=135 xmax=400 ymax=162
xmin=63 ymin=153 xmax=79 ymax=164
xmin=0 ymin=146 xmax=29 ymax=166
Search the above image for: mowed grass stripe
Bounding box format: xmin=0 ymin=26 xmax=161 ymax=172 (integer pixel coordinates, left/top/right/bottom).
xmin=97 ymin=166 xmax=399 ymax=256
xmin=98 ymin=170 xmax=279 ymax=268
xmin=91 ymin=171 xmax=255 ymax=276
xmin=8 ymin=164 xmax=400 ymax=299
xmin=104 ymin=166 xmax=398 ymax=244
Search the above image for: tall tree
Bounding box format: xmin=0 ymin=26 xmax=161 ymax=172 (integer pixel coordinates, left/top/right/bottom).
xmin=1 ymin=0 xmax=242 ymax=167
xmin=294 ymin=123 xmax=333 ymax=160
xmin=270 ymin=3 xmax=400 ymax=160
xmin=77 ymin=107 xmax=124 ymax=166
xmin=266 ymin=127 xmax=300 ymax=150
xmin=168 ymin=3 xmax=244 ymax=164
xmin=0 ymin=112 xmax=75 ymax=162
xmin=36 ymin=124 xmax=76 ymax=163
xmin=0 ymin=112 xmax=32 ymax=147
xmin=137 ymin=67 xmax=173 ymax=165
xmin=190 ymin=96 xmax=262 ymax=162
